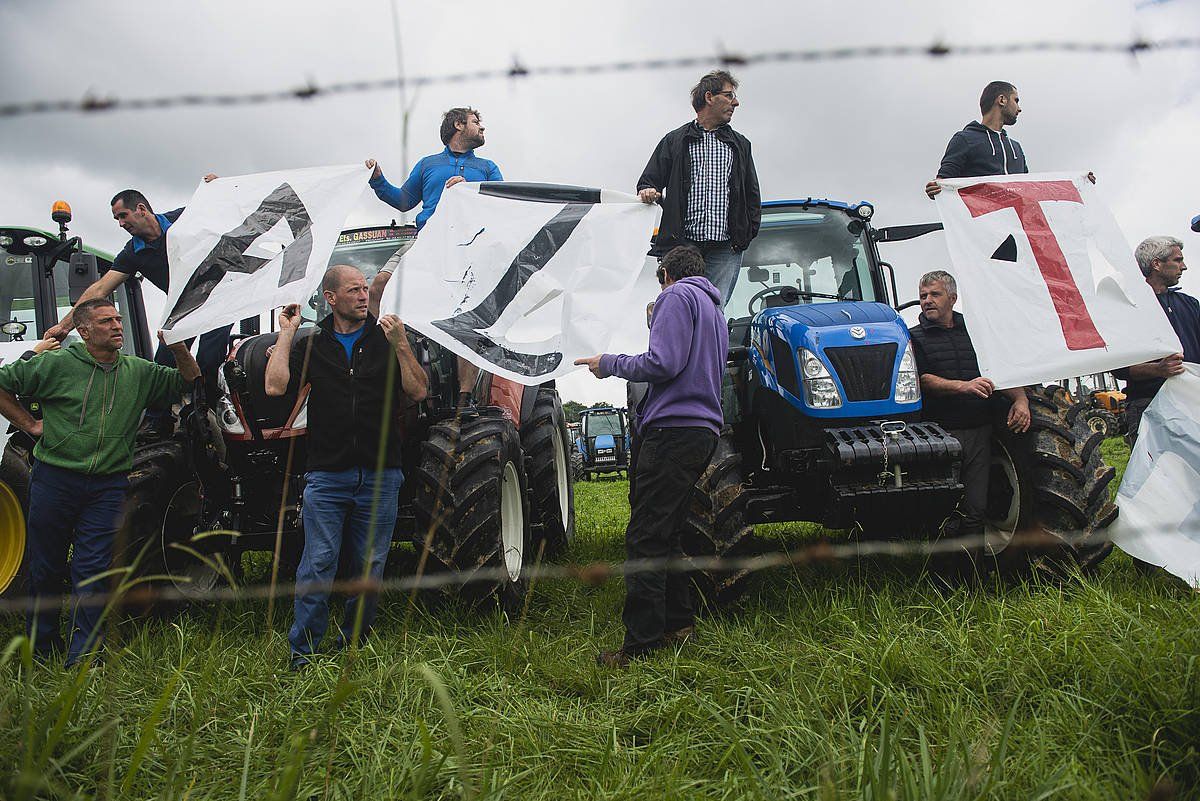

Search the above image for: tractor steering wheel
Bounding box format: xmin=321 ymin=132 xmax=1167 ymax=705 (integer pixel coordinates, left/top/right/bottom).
xmin=747 ymin=285 xmax=797 ymax=316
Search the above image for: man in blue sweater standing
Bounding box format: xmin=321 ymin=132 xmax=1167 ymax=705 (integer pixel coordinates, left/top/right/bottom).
xmin=366 ymin=107 xmax=502 ymax=403
xmin=575 ymin=245 xmax=728 ymax=667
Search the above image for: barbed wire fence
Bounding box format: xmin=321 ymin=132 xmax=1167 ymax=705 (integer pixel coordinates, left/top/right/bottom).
xmin=1 ymin=38 xmax=1198 ymax=119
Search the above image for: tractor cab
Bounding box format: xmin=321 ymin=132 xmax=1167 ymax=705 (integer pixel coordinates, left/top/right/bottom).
xmin=576 ymin=406 xmax=629 ymax=480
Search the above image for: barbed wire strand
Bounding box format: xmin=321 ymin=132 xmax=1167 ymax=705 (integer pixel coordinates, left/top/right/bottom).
xmin=0 ymin=522 xmax=1193 ymax=615
xmin=1 ymin=38 xmax=1198 ymax=119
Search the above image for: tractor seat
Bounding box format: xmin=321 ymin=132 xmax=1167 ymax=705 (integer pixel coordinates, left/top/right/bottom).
xmin=227 ymin=327 xmax=318 ymax=431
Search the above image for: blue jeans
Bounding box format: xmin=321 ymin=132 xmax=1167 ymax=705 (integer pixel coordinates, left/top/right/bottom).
xmin=683 ymin=240 xmax=742 ymax=304
xmin=25 ymin=461 xmax=129 ymax=666
xmin=289 ymin=466 xmax=403 ymax=664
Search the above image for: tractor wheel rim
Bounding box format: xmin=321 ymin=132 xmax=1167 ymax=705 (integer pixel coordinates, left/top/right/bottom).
xmin=1088 ymin=416 xmax=1106 ymax=434
xmin=500 ymin=461 xmax=524 ymax=582
xmin=0 ymin=481 xmax=25 ymax=594
xmin=985 ymin=443 xmax=1020 ymax=555
xmin=161 ymin=482 xmax=221 ymax=598
xmin=551 ymin=427 xmax=569 ymax=529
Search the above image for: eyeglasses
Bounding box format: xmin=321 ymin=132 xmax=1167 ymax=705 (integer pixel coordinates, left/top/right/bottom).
xmin=712 ymin=90 xmax=738 ymax=101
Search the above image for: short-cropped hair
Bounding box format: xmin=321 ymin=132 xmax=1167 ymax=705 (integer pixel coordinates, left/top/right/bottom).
xmin=440 ymin=107 xmax=480 ymax=146
xmin=1134 ymin=236 xmax=1183 ymax=277
xmin=979 ymin=81 xmax=1016 ymax=115
xmin=110 ymin=189 xmax=151 ymax=213
xmin=919 ymin=270 xmax=957 ymax=296
xmin=74 ymin=298 xmax=118 ymax=329
xmin=691 ymin=70 xmax=738 ymax=112
xmin=660 ymin=245 xmax=707 ymax=282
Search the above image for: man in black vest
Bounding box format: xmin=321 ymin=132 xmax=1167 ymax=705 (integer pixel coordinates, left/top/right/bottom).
xmin=266 ymin=265 xmax=427 ymax=670
xmin=908 ymin=271 xmax=1030 ymax=536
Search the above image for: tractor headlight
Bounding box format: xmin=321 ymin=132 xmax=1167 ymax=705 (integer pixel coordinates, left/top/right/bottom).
xmin=215 ymin=364 xmax=245 ymax=435
xmin=799 ymin=348 xmax=842 ymax=409
xmin=894 ymin=342 xmax=921 ymax=403
xmin=855 ymin=203 xmax=874 ymax=220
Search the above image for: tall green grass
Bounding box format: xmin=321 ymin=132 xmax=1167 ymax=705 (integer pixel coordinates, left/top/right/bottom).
xmin=3 ymin=446 xmax=1198 ymax=799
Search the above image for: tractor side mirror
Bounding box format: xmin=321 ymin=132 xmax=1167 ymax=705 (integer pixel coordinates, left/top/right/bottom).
xmin=747 ymin=266 xmax=769 ymax=283
xmin=67 ymin=252 xmax=98 ymax=303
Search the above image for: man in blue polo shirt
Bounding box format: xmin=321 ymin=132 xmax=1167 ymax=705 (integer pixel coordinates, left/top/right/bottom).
xmin=49 ymin=185 xmax=232 ymax=435
xmin=366 ymin=107 xmax=503 ymax=404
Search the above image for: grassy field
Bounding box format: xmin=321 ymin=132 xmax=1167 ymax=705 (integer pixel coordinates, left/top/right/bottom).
xmin=3 ymin=439 xmax=1199 ymax=800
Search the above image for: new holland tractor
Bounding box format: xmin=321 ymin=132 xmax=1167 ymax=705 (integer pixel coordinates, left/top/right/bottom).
xmin=679 ymin=199 xmax=1116 ymax=604
xmin=0 ymin=197 xmax=577 ymax=613
xmin=574 ymin=406 xmax=630 ymax=480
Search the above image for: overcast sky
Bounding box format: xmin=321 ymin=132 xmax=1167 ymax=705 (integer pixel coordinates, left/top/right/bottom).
xmin=2 ymin=0 xmax=1197 ymax=404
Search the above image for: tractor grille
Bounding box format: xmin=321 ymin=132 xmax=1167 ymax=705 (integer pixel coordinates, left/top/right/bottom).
xmin=825 ymin=343 xmax=897 ymax=402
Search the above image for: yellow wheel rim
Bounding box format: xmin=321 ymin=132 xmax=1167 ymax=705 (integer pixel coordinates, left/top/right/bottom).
xmin=0 ymin=481 xmax=26 ymax=594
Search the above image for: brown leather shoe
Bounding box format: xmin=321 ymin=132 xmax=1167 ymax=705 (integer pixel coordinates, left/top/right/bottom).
xmin=596 ymin=649 xmax=635 ymax=668
xmin=663 ymin=626 xmax=695 ymax=646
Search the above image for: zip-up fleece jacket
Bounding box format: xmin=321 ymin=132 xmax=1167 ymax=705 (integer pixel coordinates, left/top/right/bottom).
xmin=937 ymin=121 xmax=1028 ymax=180
xmin=638 ymin=122 xmax=761 ymax=256
xmin=370 ymin=147 xmax=503 ymax=231
xmin=0 ymin=342 xmax=184 ymax=474
xmin=290 ymin=314 xmax=408 ymax=472
xmin=599 ymin=276 xmax=728 ymax=435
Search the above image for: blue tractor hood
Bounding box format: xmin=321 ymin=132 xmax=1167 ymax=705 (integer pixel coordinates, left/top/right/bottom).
xmin=747 ymin=301 xmax=921 ymax=419
xmin=592 ymin=434 xmax=617 ymax=450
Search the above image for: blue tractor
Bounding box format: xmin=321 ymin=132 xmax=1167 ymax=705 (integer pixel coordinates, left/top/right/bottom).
xmin=679 ymin=199 xmax=1116 ymax=604
xmin=575 ymin=406 xmax=630 ymax=480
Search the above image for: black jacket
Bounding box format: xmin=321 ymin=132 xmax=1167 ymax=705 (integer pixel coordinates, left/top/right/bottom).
xmin=291 ymin=314 xmax=407 ymax=471
xmin=937 ymin=121 xmax=1028 ymax=180
xmin=908 ymin=311 xmax=993 ymax=429
xmin=637 ymin=121 xmax=761 ymax=256
xmin=1114 ymin=289 xmax=1200 ymax=400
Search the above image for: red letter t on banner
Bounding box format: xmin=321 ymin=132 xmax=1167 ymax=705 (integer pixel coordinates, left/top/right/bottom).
xmin=959 ymin=181 xmax=1105 ymax=351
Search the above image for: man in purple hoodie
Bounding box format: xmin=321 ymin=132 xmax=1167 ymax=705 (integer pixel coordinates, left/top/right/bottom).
xmin=575 ymin=245 xmax=729 ymax=667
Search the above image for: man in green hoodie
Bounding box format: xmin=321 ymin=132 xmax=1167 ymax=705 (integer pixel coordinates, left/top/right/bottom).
xmin=0 ymin=298 xmax=200 ymax=666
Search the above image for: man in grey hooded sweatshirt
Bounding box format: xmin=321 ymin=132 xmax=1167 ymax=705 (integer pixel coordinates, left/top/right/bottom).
xmin=575 ymin=245 xmax=728 ymax=667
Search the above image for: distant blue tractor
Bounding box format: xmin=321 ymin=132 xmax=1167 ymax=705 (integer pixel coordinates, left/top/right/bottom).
xmin=575 ymin=406 xmax=630 ymax=480
xmin=678 ymin=199 xmax=1116 ymax=604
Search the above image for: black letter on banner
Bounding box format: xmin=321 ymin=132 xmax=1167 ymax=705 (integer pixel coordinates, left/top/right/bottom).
xmin=165 ymin=183 xmax=313 ymax=327
xmin=432 ymin=203 xmax=590 ymax=377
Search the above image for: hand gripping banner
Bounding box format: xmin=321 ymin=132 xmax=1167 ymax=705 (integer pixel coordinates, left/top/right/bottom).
xmin=934 ymin=172 xmax=1181 ymax=388
xmin=378 ymin=182 xmax=661 ymax=385
xmin=160 ymin=164 xmax=369 ymax=344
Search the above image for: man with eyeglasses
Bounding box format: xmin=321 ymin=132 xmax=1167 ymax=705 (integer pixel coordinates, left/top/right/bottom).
xmin=637 ymin=70 xmax=761 ymax=303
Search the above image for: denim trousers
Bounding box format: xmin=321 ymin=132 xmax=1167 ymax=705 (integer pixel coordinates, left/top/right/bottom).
xmin=25 ymin=460 xmax=129 ymax=665
xmin=622 ymin=426 xmax=717 ymax=654
xmin=684 ymin=240 xmax=743 ymax=303
xmin=289 ymin=466 xmax=403 ymax=663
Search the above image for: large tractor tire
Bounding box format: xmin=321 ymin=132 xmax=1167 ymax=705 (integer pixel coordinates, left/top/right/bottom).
xmin=0 ymin=441 xmax=32 ymax=602
xmin=1083 ymin=408 xmax=1118 ymax=439
xmin=570 ymin=451 xmax=584 ymax=483
xmin=680 ymin=428 xmax=758 ymax=609
xmin=520 ymin=388 xmax=575 ymax=558
xmin=121 ymin=441 xmax=228 ymax=604
xmin=412 ymin=411 xmax=532 ymax=613
xmin=984 ymin=385 xmax=1117 ymax=576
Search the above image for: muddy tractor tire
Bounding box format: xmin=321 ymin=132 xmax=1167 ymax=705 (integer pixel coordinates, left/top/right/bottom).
xmin=1082 ymin=408 xmax=1118 ymax=439
xmin=121 ymin=441 xmax=228 ymax=604
xmin=570 ymin=451 xmax=584 ymax=483
xmin=0 ymin=442 xmax=32 ymax=601
xmin=413 ymin=411 xmax=533 ymax=613
xmin=520 ymin=388 xmax=575 ymax=558
xmin=984 ymin=385 xmax=1117 ymax=576
xmin=681 ymin=428 xmax=758 ymax=610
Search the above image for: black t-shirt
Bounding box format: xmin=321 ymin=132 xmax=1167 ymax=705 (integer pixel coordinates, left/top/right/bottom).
xmin=908 ymin=311 xmax=993 ymax=430
xmin=110 ymin=208 xmax=184 ymax=293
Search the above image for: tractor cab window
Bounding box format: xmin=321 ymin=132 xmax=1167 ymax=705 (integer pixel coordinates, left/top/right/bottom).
xmin=583 ymin=412 xmax=624 ymax=438
xmin=0 ymin=245 xmax=37 ymax=343
xmin=726 ymin=207 xmax=876 ymax=321
xmin=303 ymin=227 xmax=417 ymax=323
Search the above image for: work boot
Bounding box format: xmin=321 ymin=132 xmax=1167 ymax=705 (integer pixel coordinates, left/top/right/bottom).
xmin=662 ymin=626 xmax=695 ymax=646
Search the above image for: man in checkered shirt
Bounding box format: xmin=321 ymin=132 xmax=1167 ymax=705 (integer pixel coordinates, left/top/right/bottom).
xmin=637 ymin=70 xmax=761 ymax=303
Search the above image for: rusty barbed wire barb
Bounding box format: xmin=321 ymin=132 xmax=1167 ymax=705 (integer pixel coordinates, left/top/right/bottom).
xmin=1 ymin=38 xmax=1197 ymax=119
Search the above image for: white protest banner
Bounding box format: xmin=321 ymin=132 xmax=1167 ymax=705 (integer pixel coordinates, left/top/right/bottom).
xmin=160 ymin=164 xmax=369 ymax=344
xmin=934 ymin=172 xmax=1180 ymax=388
xmin=379 ymin=182 xmax=661 ymax=385
xmin=1109 ymin=365 xmax=1200 ymax=588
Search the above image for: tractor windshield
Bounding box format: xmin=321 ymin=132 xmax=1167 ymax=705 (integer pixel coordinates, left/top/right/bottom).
xmin=584 ymin=412 xmax=623 ymax=438
xmin=726 ymin=206 xmax=877 ymax=320
xmin=303 ymin=226 xmax=418 ymax=322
